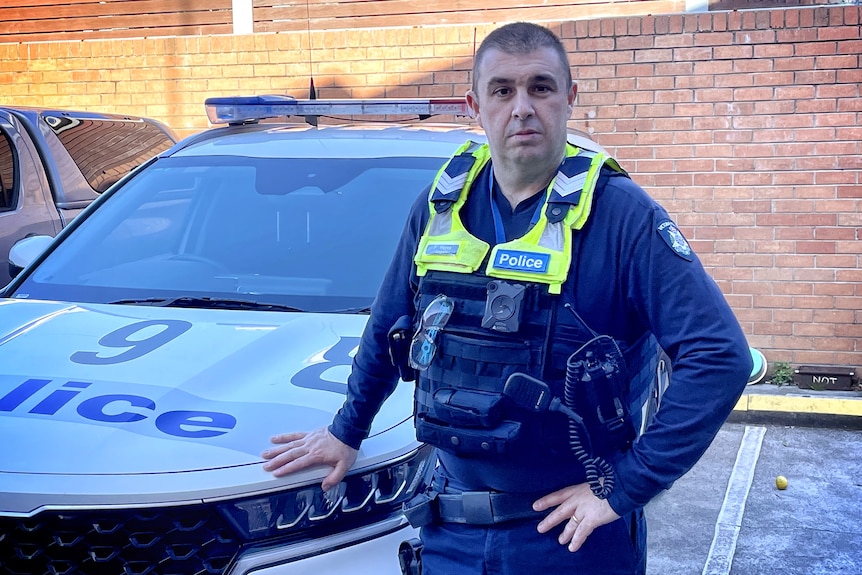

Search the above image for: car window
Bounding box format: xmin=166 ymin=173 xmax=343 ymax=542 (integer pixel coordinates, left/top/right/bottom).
xmin=20 ymin=154 xmax=443 ymax=310
xmin=0 ymin=127 xmax=15 ymax=212
xmin=42 ymin=115 xmax=175 ymax=193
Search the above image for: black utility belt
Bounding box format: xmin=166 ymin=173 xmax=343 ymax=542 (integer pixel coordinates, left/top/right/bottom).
xmin=402 ymin=490 xmax=544 ymax=527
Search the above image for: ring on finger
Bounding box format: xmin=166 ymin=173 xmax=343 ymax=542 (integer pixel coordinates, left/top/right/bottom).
xmin=569 ymin=514 xmax=581 ymax=524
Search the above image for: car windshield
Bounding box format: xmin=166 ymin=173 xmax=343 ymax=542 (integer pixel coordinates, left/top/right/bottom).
xmin=16 ymin=154 xmax=445 ymax=311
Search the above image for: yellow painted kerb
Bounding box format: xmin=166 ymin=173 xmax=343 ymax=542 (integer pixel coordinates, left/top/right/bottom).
xmin=734 ymin=394 xmax=862 ymax=417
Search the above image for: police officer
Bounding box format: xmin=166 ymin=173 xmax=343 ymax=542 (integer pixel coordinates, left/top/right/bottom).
xmin=263 ymin=22 xmax=752 ymax=574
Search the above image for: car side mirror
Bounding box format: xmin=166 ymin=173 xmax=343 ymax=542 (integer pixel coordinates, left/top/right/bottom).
xmin=8 ymin=235 xmax=54 ymax=279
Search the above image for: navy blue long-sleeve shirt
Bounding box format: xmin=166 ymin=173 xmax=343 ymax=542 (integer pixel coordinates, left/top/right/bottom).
xmin=330 ymin=162 xmax=752 ymax=518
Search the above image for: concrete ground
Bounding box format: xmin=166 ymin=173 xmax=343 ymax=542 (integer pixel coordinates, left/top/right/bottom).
xmin=645 ymin=383 xmax=862 ymax=575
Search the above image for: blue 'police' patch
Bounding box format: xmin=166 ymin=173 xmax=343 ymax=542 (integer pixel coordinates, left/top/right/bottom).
xmin=492 ymin=250 xmax=550 ymax=273
xmin=657 ymin=220 xmax=693 ymax=261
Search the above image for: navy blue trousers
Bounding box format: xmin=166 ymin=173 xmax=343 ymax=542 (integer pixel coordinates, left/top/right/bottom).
xmin=419 ymin=507 xmax=646 ymax=575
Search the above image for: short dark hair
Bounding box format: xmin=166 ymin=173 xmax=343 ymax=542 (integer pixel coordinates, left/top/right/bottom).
xmin=472 ymin=22 xmax=572 ymax=92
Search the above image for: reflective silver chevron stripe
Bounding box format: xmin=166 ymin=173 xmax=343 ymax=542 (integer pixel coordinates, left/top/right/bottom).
xmin=551 ymin=170 xmax=588 ymax=199
xmin=433 ymin=171 xmax=469 ymax=197
xmin=551 ymin=150 xmax=603 ymax=199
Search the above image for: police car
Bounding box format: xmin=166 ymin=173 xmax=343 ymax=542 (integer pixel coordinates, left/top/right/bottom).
xmin=0 ymin=96 xmax=666 ymax=575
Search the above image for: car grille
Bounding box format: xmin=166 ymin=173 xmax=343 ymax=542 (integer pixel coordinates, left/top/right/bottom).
xmin=0 ymin=505 xmax=240 ymax=575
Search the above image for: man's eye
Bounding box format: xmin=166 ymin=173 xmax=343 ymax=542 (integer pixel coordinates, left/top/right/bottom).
xmin=534 ymin=85 xmax=552 ymax=93
xmin=493 ymin=87 xmax=511 ymax=96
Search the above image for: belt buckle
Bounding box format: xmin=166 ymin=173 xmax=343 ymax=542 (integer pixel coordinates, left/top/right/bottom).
xmin=461 ymin=491 xmax=495 ymax=525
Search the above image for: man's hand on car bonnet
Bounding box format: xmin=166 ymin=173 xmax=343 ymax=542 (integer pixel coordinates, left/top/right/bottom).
xmin=263 ymin=426 xmax=359 ymax=491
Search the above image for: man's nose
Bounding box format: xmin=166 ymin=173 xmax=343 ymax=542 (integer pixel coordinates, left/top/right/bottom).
xmin=511 ymin=91 xmax=534 ymax=119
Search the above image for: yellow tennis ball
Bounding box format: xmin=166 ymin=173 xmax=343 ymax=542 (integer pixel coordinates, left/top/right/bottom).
xmin=775 ymin=475 xmax=788 ymax=490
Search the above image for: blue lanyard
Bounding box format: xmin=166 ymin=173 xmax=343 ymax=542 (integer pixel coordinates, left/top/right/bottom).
xmin=488 ymin=165 xmax=547 ymax=244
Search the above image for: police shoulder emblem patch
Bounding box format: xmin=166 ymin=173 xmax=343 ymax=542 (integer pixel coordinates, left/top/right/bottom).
xmin=657 ymin=220 xmax=693 ymax=261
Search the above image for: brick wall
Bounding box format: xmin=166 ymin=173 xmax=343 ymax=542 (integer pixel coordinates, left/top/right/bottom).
xmin=1 ymin=5 xmax=860 ymax=371
xmin=566 ymin=7 xmax=862 ymax=373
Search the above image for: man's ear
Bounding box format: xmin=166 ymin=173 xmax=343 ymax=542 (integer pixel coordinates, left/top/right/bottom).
xmin=566 ymin=81 xmax=577 ymax=117
xmin=466 ymin=90 xmax=482 ymax=127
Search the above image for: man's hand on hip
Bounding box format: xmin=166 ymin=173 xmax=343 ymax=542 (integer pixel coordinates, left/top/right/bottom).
xmin=262 ymin=426 xmax=358 ymax=491
xmin=533 ymin=482 xmax=621 ymax=552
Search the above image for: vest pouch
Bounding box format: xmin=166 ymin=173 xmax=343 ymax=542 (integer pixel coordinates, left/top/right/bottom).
xmin=430 ymin=388 xmax=505 ymax=428
xmin=429 ymin=332 xmax=536 ymax=393
xmin=416 ymin=413 xmax=523 ymax=456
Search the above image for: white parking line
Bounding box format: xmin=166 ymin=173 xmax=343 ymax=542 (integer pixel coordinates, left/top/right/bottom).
xmin=701 ymin=425 xmax=766 ymax=575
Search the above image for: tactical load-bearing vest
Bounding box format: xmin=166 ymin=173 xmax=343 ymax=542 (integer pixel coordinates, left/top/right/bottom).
xmin=411 ymin=141 xmax=660 ymax=460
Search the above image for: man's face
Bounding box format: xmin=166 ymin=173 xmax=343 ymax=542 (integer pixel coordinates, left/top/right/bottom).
xmin=467 ymin=47 xmax=576 ymax=171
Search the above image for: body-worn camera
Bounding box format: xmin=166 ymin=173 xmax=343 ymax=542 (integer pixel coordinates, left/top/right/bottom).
xmin=481 ymin=280 xmax=525 ymax=333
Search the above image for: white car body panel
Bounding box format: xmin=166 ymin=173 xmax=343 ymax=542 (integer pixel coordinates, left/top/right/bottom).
xmin=0 ymin=300 xmax=417 ymax=515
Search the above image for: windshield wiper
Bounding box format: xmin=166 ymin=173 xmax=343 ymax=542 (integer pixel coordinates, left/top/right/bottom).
xmin=108 ymin=296 xmax=305 ymax=312
xmin=329 ymin=306 xmax=372 ymax=315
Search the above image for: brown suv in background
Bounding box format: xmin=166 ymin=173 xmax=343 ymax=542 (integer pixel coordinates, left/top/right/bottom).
xmin=0 ymin=105 xmax=177 ymax=284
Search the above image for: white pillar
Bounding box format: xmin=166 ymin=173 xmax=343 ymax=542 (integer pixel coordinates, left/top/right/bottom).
xmin=232 ymin=0 xmax=253 ymax=35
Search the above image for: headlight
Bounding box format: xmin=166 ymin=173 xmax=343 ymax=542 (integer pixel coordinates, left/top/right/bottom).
xmin=221 ymin=445 xmax=434 ymax=541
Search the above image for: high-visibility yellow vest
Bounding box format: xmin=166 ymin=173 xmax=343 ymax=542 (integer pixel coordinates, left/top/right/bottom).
xmin=415 ymin=141 xmax=626 ymax=294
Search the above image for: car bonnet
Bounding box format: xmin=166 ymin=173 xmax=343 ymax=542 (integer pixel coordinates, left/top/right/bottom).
xmin=0 ymin=299 xmax=418 ymax=511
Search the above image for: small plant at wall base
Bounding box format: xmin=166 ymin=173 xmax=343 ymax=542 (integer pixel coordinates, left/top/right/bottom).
xmin=770 ymin=361 xmax=793 ymax=387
